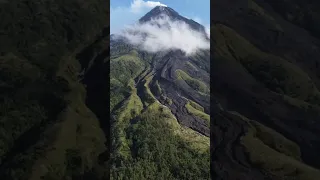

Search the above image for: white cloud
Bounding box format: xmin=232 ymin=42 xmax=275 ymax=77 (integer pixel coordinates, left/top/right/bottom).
xmin=130 ymin=0 xmax=167 ymax=13
xmin=115 ymin=14 xmax=209 ymax=55
xmin=111 ymin=0 xmax=165 ymax=34
xmin=205 ymin=24 xmax=210 ymax=38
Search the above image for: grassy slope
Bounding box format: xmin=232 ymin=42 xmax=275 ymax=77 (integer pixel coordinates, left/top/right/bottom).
xmin=110 ymin=47 xmax=210 ymax=179
xmin=212 ymin=23 xmax=320 ymax=178
xmin=214 ymin=23 xmax=320 ymax=103
xmin=176 ymin=69 xmax=209 ymax=95
xmin=185 ymin=100 xmax=210 ymax=125
xmin=111 ymin=101 xmax=209 ymax=180
xmin=211 ymin=0 xmax=320 ymax=178
xmin=30 ymin=54 xmax=107 ymax=180
xmin=110 ymin=50 xmax=145 ymax=112
xmin=229 ymin=111 xmax=320 ymax=179
xmin=112 ymin=79 xmax=144 ymax=160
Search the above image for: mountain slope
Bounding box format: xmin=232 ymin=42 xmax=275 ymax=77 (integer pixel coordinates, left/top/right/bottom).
xmin=0 ymin=1 xmax=110 ymax=179
xmin=139 ymin=6 xmax=207 ymax=35
xmin=211 ymin=0 xmax=320 ymax=179
xmin=110 ymin=6 xmax=210 ymax=179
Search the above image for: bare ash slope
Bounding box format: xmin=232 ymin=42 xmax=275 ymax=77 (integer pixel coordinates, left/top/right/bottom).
xmin=211 ymin=0 xmax=320 ymax=179
xmin=151 ymin=49 xmax=210 ymax=135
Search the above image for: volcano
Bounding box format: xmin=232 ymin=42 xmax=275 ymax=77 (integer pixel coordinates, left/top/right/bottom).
xmin=110 ymin=6 xmax=210 ymax=179
xmin=139 ymin=6 xmax=207 ymax=35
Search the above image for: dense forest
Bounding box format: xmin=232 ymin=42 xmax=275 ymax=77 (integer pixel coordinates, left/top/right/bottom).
xmin=0 ymin=0 xmax=110 ymax=179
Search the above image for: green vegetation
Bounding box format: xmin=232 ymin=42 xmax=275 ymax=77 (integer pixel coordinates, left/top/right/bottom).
xmin=189 ymin=99 xmax=205 ymax=112
xmin=110 ymin=78 xmax=129 ymax=112
xmin=110 ymin=48 xmax=210 ymax=179
xmin=160 ymin=95 xmax=173 ymax=105
xmin=111 ymin=102 xmax=210 ymax=180
xmin=110 ymin=50 xmax=147 ymax=112
xmin=250 ymin=121 xmax=301 ymax=160
xmin=185 ymin=61 xmax=198 ymax=71
xmin=0 ymin=53 xmax=67 ymax=179
xmin=185 ymin=101 xmax=210 ymax=125
xmin=142 ymin=73 xmax=157 ymax=106
xmin=0 ymin=0 xmax=109 ymax=179
xmin=248 ymin=0 xmax=283 ymax=31
xmin=266 ymin=0 xmax=320 ymax=39
xmin=228 ymin=111 xmax=320 ymax=179
xmin=165 ymin=97 xmax=173 ymax=105
xmin=30 ymin=53 xmax=107 ymax=180
xmin=242 ymin=126 xmax=320 ymax=180
xmin=112 ymin=80 xmax=143 ymax=160
xmin=176 ymin=69 xmax=209 ymax=94
xmin=211 ymin=1 xmax=320 ymax=178
xmin=214 ymin=24 xmax=320 ymax=104
xmin=154 ymin=80 xmax=162 ymax=96
xmin=110 ymin=51 xmax=145 ymax=85
xmin=243 ymin=54 xmax=320 ymax=102
xmin=111 ymin=43 xmax=133 ymax=59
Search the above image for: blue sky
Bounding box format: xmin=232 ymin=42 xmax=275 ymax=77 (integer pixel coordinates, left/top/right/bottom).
xmin=110 ymin=0 xmax=210 ymax=34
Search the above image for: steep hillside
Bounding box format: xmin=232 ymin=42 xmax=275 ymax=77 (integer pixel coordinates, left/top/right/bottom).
xmin=211 ymin=0 xmax=320 ymax=179
xmin=0 ymin=1 xmax=110 ymax=179
xmin=110 ymin=6 xmax=210 ymax=179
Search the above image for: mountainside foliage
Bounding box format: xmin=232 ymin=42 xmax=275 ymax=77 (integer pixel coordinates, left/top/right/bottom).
xmin=110 ymin=39 xmax=210 ymax=179
xmin=211 ymin=0 xmax=320 ymax=179
xmin=0 ymin=0 xmax=109 ymax=179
